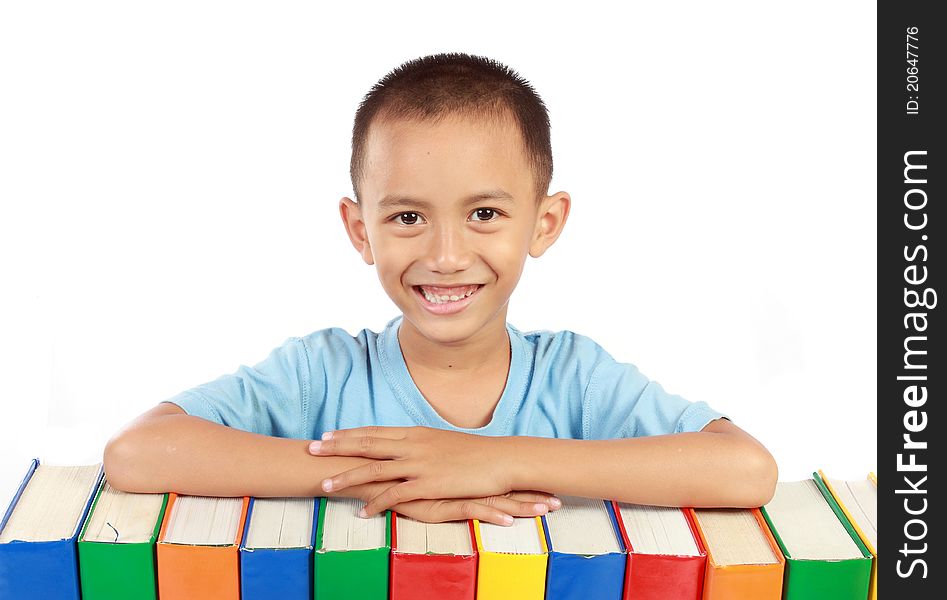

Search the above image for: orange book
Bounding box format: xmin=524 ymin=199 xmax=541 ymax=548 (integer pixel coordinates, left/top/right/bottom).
xmin=689 ymin=508 xmax=785 ymax=600
xmin=156 ymin=493 xmax=249 ymax=600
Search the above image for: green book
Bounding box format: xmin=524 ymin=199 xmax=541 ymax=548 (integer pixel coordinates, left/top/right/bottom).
xmin=313 ymin=497 xmax=390 ymax=600
xmin=77 ymin=480 xmax=168 ymax=600
xmin=761 ymin=474 xmax=871 ymax=600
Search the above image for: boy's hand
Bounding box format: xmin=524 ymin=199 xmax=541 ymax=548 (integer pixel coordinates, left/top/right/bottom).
xmin=347 ymin=481 xmax=561 ymax=526
xmin=389 ymin=491 xmax=560 ymax=526
xmin=309 ymin=426 xmax=527 ymax=517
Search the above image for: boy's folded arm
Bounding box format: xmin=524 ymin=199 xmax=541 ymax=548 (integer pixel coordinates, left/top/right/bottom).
xmin=506 ymin=418 xmax=778 ymax=508
xmin=103 ymin=402 xmax=380 ymax=499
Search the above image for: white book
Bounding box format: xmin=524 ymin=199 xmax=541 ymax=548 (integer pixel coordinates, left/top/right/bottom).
xmin=616 ymin=503 xmax=701 ymax=556
xmin=0 ymin=463 xmax=101 ymax=543
xmin=81 ymin=480 xmax=166 ymax=544
xmin=244 ymin=497 xmax=316 ymax=549
xmin=763 ymin=480 xmax=863 ymax=561
xmin=544 ymin=495 xmax=622 ymax=555
xmin=319 ymin=497 xmax=387 ymax=551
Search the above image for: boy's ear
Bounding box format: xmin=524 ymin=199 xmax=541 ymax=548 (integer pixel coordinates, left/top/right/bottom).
xmin=339 ymin=197 xmax=375 ymax=265
xmin=529 ymin=191 xmax=571 ymax=258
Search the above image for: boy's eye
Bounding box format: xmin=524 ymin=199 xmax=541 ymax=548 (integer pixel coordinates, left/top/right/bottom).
xmin=395 ymin=212 xmax=421 ymax=225
xmin=471 ymin=208 xmax=498 ymax=222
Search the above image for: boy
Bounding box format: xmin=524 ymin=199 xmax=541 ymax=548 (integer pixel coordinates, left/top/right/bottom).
xmin=105 ymin=53 xmax=777 ymax=526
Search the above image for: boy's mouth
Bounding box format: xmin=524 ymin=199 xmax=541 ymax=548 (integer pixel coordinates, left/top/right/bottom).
xmin=414 ymin=284 xmax=482 ymax=305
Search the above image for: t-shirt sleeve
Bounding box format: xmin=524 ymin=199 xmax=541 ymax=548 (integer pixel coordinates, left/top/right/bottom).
xmin=162 ymin=337 xmax=314 ymax=439
xmin=582 ymin=354 xmax=726 ymax=440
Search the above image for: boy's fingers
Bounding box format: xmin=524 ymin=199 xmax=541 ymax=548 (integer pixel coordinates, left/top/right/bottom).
xmin=321 ymin=426 xmax=406 ymax=441
xmin=362 ymin=481 xmax=423 ymax=516
xmin=393 ymin=500 xmax=513 ymax=527
xmin=320 ymin=461 xmax=408 ymax=493
xmin=309 ymin=437 xmax=403 ymax=459
xmin=483 ymin=496 xmax=551 ymax=517
xmin=503 ymin=491 xmax=562 ymax=509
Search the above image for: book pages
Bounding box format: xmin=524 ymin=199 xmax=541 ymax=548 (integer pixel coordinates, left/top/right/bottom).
xmin=0 ymin=464 xmax=101 ymax=543
xmin=764 ymin=480 xmax=863 ymax=560
xmin=694 ymin=509 xmax=778 ymax=565
xmin=163 ymin=496 xmax=243 ymax=546
xmin=617 ymin=503 xmax=700 ymax=556
xmin=826 ymin=476 xmax=877 ymax=552
xmin=320 ymin=497 xmax=386 ymax=551
xmin=81 ymin=481 xmax=165 ymax=543
xmin=395 ymin=515 xmax=473 ymax=555
xmin=544 ymin=496 xmax=621 ymax=555
xmin=478 ymin=517 xmax=543 ymax=554
xmin=244 ymin=497 xmax=315 ymax=549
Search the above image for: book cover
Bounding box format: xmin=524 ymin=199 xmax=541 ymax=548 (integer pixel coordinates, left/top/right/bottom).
xmin=239 ymin=497 xmax=319 ymax=600
xmin=389 ymin=512 xmax=477 ymax=600
xmin=77 ymin=480 xmax=168 ymax=600
xmin=541 ymin=497 xmax=625 ymax=600
xmin=156 ymin=493 xmax=249 ymax=600
xmin=689 ymin=507 xmax=784 ymax=600
xmin=313 ymin=497 xmax=390 ymax=600
xmin=473 ymin=516 xmax=548 ymax=600
xmin=817 ymin=470 xmax=877 ymax=600
xmin=0 ymin=459 xmax=102 ymax=600
xmin=761 ymin=475 xmax=872 ymax=600
xmin=612 ymin=501 xmax=707 ymax=600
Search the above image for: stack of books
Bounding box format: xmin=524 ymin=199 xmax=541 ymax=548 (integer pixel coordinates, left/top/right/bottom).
xmin=0 ymin=459 xmax=877 ymax=600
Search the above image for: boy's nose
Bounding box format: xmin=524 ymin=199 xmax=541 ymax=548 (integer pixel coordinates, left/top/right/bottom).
xmin=427 ymin=223 xmax=474 ymax=272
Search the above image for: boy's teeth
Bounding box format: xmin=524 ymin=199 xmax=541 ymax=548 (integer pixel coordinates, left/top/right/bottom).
xmin=419 ymin=284 xmax=479 ymax=304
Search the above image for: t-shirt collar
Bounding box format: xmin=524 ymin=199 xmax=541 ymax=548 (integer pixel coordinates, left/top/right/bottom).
xmin=377 ymin=315 xmax=527 ymax=433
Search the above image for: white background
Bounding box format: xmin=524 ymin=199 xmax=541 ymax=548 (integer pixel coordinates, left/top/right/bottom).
xmin=0 ymin=1 xmax=876 ymax=504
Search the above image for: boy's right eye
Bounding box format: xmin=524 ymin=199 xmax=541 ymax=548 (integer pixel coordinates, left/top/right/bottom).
xmin=394 ymin=212 xmax=421 ymax=225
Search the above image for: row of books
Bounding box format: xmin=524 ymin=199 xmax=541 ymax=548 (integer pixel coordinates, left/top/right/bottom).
xmin=0 ymin=459 xmax=877 ymax=600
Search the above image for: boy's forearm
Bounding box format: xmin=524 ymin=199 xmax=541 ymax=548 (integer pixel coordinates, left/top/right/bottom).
xmin=505 ymin=423 xmax=777 ymax=508
xmin=104 ymin=409 xmax=376 ymax=498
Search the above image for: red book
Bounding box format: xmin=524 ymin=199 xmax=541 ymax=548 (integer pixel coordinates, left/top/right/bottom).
xmin=612 ymin=501 xmax=707 ymax=600
xmin=389 ymin=512 xmax=478 ymax=600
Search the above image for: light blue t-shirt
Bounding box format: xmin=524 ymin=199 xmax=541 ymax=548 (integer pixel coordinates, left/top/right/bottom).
xmin=164 ymin=316 xmax=724 ymax=441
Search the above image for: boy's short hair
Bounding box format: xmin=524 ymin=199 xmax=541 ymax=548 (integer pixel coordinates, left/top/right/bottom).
xmin=350 ymin=52 xmax=553 ymax=203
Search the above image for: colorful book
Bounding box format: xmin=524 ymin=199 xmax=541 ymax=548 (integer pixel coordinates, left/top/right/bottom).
xmin=473 ymin=516 xmax=548 ymax=600
xmin=0 ymin=459 xmax=102 ymax=600
xmin=313 ymin=497 xmax=390 ymax=600
xmin=390 ymin=512 xmax=477 ymax=600
xmin=818 ymin=471 xmax=877 ymax=600
xmin=156 ymin=493 xmax=249 ymax=600
xmin=689 ymin=507 xmax=784 ymax=599
xmin=240 ymin=497 xmax=318 ymax=600
xmin=77 ymin=479 xmax=168 ymax=600
xmin=541 ymin=496 xmax=625 ymax=600
xmin=761 ymin=476 xmax=872 ymax=600
xmin=613 ymin=502 xmax=706 ymax=600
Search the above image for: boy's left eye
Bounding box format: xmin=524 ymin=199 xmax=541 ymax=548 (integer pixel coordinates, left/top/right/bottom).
xmin=471 ymin=208 xmax=499 ymax=222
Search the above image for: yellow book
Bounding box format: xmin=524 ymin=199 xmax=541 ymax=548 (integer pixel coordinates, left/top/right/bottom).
xmin=473 ymin=517 xmax=548 ymax=600
xmin=818 ymin=470 xmax=877 ymax=600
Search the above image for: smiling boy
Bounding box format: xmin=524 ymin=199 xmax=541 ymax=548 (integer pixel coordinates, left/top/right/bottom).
xmin=105 ymin=53 xmax=777 ymax=525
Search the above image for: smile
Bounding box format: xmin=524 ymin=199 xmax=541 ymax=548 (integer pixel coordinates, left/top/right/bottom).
xmin=413 ymin=284 xmax=483 ymax=315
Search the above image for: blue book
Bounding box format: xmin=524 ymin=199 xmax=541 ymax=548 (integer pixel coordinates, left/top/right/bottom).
xmin=541 ymin=496 xmax=626 ymax=600
xmin=239 ymin=496 xmax=319 ymax=600
xmin=0 ymin=459 xmax=103 ymax=600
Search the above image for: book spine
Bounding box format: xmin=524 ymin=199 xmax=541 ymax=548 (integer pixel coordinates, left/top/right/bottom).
xmin=546 ymin=550 xmax=624 ymax=600
xmin=476 ymin=550 xmax=546 ymax=600
xmin=0 ymin=538 xmax=83 ymax=600
xmin=240 ymin=547 xmax=311 ymax=600
xmin=314 ymin=547 xmax=389 ymax=600
xmin=78 ymin=540 xmax=158 ymax=600
xmin=390 ymin=551 xmax=476 ymax=600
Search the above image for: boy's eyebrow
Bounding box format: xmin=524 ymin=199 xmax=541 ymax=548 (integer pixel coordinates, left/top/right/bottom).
xmin=376 ymin=190 xmax=515 ymax=211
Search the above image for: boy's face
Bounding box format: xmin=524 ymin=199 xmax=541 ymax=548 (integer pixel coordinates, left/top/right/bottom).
xmin=340 ymin=112 xmax=569 ymax=347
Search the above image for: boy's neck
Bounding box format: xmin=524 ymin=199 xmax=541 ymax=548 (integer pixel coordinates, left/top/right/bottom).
xmin=396 ymin=314 xmax=511 ymax=375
